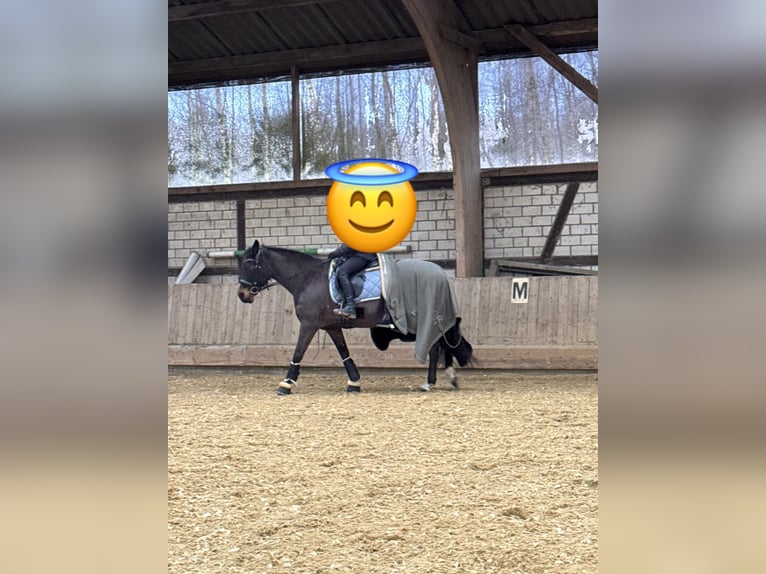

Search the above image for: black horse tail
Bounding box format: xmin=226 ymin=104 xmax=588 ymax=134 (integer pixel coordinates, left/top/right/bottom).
xmin=440 ymin=318 xmax=475 ymax=367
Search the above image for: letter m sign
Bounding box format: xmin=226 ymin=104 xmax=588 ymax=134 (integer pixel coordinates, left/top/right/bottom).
xmin=511 ymin=278 xmax=529 ymax=303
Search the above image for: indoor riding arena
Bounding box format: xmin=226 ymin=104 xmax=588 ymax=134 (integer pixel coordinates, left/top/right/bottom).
xmin=168 ymin=1 xmax=598 ymax=572
xmin=168 ymin=369 xmax=597 ymax=573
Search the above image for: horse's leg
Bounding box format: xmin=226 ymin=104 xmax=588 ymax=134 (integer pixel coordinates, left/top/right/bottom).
xmin=325 ymin=328 xmax=362 ymax=393
xmin=442 ymin=324 xmax=460 ymax=389
xmin=444 ymin=347 xmax=459 ymax=389
xmin=278 ymin=323 xmax=317 ymax=396
xmin=420 ymin=343 xmax=440 ymax=392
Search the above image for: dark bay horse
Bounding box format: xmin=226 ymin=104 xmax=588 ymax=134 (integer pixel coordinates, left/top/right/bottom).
xmin=237 ymin=240 xmax=473 ymax=395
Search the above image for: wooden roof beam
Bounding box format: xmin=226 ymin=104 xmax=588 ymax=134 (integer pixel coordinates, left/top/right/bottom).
xmin=504 ymin=24 xmax=598 ymax=103
xmin=169 ymin=18 xmax=596 ymax=75
xmin=168 ymin=19 xmax=598 ymax=88
xmin=527 ymin=18 xmax=598 ymax=37
xmin=169 ymin=0 xmax=343 ymax=23
xmin=169 ymin=37 xmax=426 ymax=76
xmin=466 ymin=18 xmax=597 ymax=52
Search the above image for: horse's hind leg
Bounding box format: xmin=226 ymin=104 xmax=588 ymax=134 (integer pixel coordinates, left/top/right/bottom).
xmin=442 ymin=326 xmax=461 ymax=389
xmin=325 ymin=328 xmax=362 ymax=393
xmin=420 ymin=344 xmax=440 ymax=392
xmin=444 ymin=349 xmax=459 ymax=389
xmin=278 ymin=324 xmax=317 ymax=395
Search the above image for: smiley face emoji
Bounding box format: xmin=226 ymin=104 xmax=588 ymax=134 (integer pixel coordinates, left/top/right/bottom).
xmin=325 ymin=159 xmax=418 ymax=252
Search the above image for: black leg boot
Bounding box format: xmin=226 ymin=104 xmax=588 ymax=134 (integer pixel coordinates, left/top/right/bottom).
xmin=334 ymin=274 xmax=357 ymax=319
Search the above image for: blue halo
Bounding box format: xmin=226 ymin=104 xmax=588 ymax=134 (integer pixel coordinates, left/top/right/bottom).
xmin=325 ymin=158 xmax=418 ymax=186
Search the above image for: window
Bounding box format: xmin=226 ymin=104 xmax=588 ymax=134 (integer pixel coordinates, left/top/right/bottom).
xmin=168 ymin=51 xmax=598 ymax=186
xmin=168 ymin=81 xmax=292 ymax=186
xmin=300 ymin=67 xmax=450 ymax=178
xmin=479 ymin=51 xmax=599 ymax=167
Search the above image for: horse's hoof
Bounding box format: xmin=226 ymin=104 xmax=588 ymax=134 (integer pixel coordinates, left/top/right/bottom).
xmin=418 ymin=382 xmax=432 ymax=392
xmin=450 ymin=379 xmax=459 ymax=390
xmin=277 ymin=379 xmax=295 ymax=395
xmin=345 ymin=384 xmax=361 ymax=393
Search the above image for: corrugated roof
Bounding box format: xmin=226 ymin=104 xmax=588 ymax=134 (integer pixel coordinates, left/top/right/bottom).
xmin=169 ymin=0 xmax=597 ymax=88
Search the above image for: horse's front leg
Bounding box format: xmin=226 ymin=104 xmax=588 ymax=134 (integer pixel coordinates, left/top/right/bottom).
xmin=324 ymin=328 xmax=361 ymax=393
xmin=278 ymin=323 xmax=317 ymax=396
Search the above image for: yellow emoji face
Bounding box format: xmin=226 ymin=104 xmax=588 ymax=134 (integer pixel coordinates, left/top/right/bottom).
xmin=326 ymin=161 xmax=417 ymax=252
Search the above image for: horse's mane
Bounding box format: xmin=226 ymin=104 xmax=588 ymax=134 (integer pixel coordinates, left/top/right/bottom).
xmin=262 ymin=245 xmax=321 ymax=263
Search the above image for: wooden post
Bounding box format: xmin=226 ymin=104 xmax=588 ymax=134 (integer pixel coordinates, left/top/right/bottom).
xmin=236 ymin=200 xmax=246 ymax=250
xmin=540 ymin=182 xmax=580 ymax=263
xmin=291 ymin=65 xmax=301 ymax=180
xmin=401 ymin=0 xmax=484 ymax=277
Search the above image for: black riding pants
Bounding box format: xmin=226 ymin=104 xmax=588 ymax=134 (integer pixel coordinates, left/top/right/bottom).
xmin=336 ymin=255 xmax=371 ymax=301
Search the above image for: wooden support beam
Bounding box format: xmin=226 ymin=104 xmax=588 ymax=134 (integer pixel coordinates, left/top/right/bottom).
xmin=169 ymin=0 xmax=342 ymax=23
xmin=439 ymin=25 xmax=483 ymax=52
xmin=168 ymin=163 xmax=598 ymax=202
xmin=439 ymin=0 xmax=481 ymax=51
xmin=505 ymin=24 xmax=598 ymax=104
xmin=402 ymin=0 xmax=483 ymax=277
xmin=236 ymin=200 xmax=246 ymax=250
xmin=291 ymin=65 xmax=301 ymax=181
xmin=540 ymin=182 xmax=581 ymax=263
xmin=483 ymin=162 xmax=597 ymax=181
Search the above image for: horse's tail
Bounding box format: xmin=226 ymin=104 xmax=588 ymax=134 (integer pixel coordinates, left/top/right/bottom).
xmin=440 ymin=318 xmax=475 ymax=367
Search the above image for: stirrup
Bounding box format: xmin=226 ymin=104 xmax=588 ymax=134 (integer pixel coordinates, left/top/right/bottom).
xmin=334 ymin=303 xmax=356 ymax=319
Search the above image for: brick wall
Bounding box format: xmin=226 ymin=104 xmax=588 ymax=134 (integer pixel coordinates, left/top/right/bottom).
xmin=168 ymin=181 xmax=598 ymax=269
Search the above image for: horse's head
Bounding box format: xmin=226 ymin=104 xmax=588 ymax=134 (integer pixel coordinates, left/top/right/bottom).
xmin=237 ymin=239 xmax=272 ymax=303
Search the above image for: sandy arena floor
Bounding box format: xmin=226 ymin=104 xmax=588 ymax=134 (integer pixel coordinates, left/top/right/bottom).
xmin=168 ymin=369 xmax=598 ymax=573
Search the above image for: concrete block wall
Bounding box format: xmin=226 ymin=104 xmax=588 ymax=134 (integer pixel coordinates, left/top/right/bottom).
xmin=241 ymin=191 xmax=459 ymax=261
xmin=167 ymin=201 xmax=238 ymax=269
xmin=167 ymin=181 xmax=598 ymax=268
xmin=406 ymin=189 xmax=456 ymax=261
xmin=244 ymin=196 xmax=332 ymax=250
xmin=483 ymin=181 xmax=598 ymax=259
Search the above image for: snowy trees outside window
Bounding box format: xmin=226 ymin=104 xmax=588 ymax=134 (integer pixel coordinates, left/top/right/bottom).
xmin=168 ymin=51 xmax=598 ymax=187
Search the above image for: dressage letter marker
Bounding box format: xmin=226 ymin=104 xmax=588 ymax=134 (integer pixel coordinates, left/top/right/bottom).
xmin=511 ymin=278 xmax=529 ymax=303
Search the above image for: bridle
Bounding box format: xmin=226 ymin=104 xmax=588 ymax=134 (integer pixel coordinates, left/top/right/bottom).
xmin=238 ymin=249 xmax=278 ymax=295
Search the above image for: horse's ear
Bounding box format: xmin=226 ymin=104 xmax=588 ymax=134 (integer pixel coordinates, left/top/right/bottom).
xmin=251 ymin=239 xmax=260 ymax=251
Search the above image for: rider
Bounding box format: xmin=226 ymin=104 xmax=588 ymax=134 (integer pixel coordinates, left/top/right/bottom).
xmin=326 ymin=243 xmax=377 ymax=319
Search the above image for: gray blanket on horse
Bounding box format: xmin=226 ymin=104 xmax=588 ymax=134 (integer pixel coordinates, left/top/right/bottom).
xmin=379 ymin=255 xmax=459 ymax=364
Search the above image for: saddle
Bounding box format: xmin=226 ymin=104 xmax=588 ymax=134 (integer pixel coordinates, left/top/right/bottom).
xmin=328 ymin=258 xmax=383 ymax=304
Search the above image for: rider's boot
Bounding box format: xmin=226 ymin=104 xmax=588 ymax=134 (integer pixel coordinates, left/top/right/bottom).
xmin=334 ymin=274 xmax=357 ymax=319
